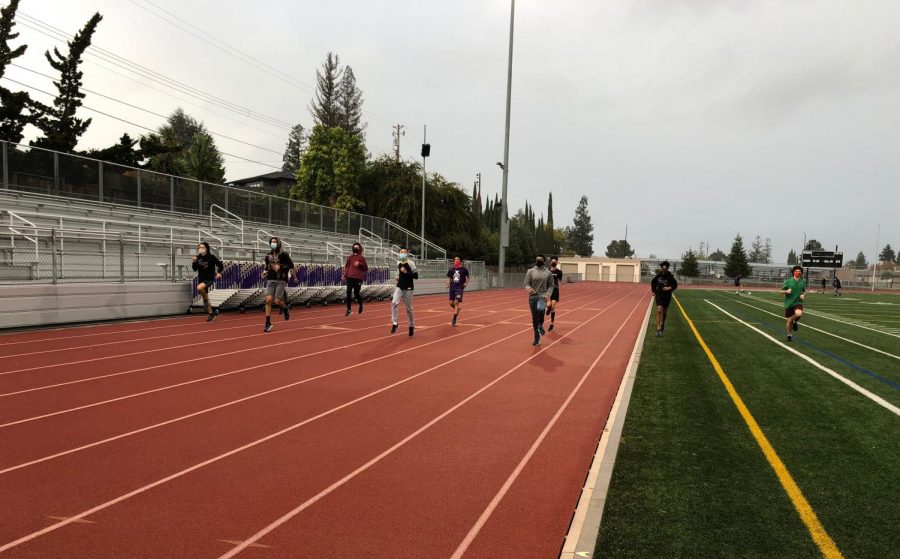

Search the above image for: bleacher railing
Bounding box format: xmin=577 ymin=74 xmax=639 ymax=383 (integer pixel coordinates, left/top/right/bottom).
xmin=1 ymin=140 xmax=443 ymax=260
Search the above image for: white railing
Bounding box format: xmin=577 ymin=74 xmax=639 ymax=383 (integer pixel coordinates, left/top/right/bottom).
xmin=6 ymin=211 xmax=38 ymax=261
xmin=199 ymin=230 xmax=224 ymax=256
xmin=385 ymin=219 xmax=447 ymax=261
xmin=210 ymin=204 xmax=244 ymax=246
xmin=358 ymin=227 xmax=383 ymax=256
xmin=256 ymin=229 xmax=292 ymax=251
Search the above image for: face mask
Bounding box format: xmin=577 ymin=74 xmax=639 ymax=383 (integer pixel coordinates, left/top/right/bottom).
xmin=536 ymin=260 xmax=544 ymax=267
xmin=454 ymin=261 xmax=461 ymax=269
xmin=550 ymin=262 xmax=557 ymax=269
xmin=353 ymin=246 xmax=360 ymax=254
xmin=270 ymin=243 xmax=279 ymax=250
xmin=198 ymin=249 xmax=207 ymax=256
xmin=399 ymin=253 xmax=409 ymax=261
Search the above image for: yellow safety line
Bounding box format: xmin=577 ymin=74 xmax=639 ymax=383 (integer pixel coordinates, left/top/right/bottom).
xmin=674 ymin=296 xmax=843 ymax=559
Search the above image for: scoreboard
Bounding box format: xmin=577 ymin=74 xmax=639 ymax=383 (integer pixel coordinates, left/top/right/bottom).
xmin=800 ymin=251 xmax=843 ymax=268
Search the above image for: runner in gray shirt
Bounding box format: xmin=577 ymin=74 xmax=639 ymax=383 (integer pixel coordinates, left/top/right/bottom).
xmin=524 ymin=254 xmax=553 ymax=346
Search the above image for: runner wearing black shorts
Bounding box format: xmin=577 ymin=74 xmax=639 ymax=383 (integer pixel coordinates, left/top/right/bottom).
xmin=262 ymin=237 xmax=295 ymax=333
xmin=546 ymin=257 xmax=563 ymax=331
xmin=782 ymin=265 xmax=806 ymax=341
xmin=650 ymin=261 xmax=678 ymax=336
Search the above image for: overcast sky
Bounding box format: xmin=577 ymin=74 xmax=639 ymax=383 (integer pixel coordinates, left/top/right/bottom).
xmin=6 ymin=0 xmax=899 ymax=260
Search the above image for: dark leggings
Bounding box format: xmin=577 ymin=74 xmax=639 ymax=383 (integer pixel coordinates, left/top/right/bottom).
xmin=346 ymin=278 xmax=363 ymax=310
xmin=529 ymin=296 xmax=545 ymax=334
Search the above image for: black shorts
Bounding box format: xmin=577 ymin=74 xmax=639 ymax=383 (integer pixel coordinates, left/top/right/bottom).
xmin=785 ymin=305 xmax=803 ymax=318
xmin=655 ymin=295 xmax=672 ymax=308
xmin=550 ymin=287 xmax=560 ymax=302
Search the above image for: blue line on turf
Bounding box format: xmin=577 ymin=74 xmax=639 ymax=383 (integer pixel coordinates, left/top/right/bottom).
xmin=717 ymin=298 xmax=900 ymax=392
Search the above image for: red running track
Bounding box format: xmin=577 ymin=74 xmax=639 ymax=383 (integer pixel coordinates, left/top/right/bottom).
xmin=0 ymin=282 xmax=648 ymax=558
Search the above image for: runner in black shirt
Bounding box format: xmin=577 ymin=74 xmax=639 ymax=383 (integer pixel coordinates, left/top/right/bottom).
xmin=192 ymin=242 xmax=224 ymax=322
xmin=262 ymin=237 xmax=295 ymax=333
xmin=546 ymin=257 xmax=563 ymax=332
xmin=650 ymin=261 xmax=678 ymax=337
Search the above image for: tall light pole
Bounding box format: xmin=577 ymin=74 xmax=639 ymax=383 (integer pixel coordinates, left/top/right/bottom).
xmin=498 ymin=0 xmax=515 ymax=286
xmin=421 ymin=125 xmax=430 ymax=260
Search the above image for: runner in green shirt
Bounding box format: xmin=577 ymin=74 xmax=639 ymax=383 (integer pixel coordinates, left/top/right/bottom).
xmin=781 ymin=265 xmax=806 ymax=342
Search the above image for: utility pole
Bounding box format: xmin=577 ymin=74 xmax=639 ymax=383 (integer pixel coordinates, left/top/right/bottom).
xmin=392 ymin=124 xmax=405 ymax=161
xmin=421 ymin=125 xmax=430 ymax=259
xmin=498 ymin=0 xmax=515 ymax=286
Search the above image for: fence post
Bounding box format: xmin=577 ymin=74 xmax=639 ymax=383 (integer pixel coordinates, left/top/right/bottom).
xmin=119 ymin=232 xmax=125 ymax=283
xmin=198 ymin=181 xmax=203 ymax=214
xmin=287 ymin=201 xmax=291 ymax=228
xmin=170 ymin=176 xmax=175 ymax=212
xmin=98 ymin=161 xmax=104 ymax=202
xmin=53 ymin=151 xmax=60 ymax=196
xmin=224 ymin=185 xmax=229 ymax=213
xmin=268 ymin=196 xmax=272 ymax=223
xmin=170 ymin=242 xmax=176 ymax=283
xmin=136 ymin=170 xmax=142 ymax=207
xmin=1 ymin=141 xmax=8 ymax=190
xmin=51 ymin=229 xmax=58 ymax=284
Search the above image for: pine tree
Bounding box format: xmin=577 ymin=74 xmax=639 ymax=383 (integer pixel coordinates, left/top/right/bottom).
xmin=282 ymin=123 xmax=307 ymax=174
xmin=680 ymin=248 xmax=700 ymax=277
xmin=749 ymin=235 xmax=764 ymax=263
xmin=338 ymin=66 xmax=365 ymax=137
xmin=0 ymin=0 xmax=32 ymax=144
xmin=310 ymin=52 xmax=343 ymax=128
xmin=31 ymin=12 xmax=103 ymax=152
xmin=181 ymin=133 xmax=225 ymax=183
xmin=724 ymin=234 xmax=752 ymax=278
xmin=787 ymin=249 xmax=798 ymax=265
xmin=853 ymin=251 xmax=867 ymax=268
xmin=565 ymin=195 xmax=594 ymax=257
xmin=763 ymin=238 xmax=773 ymax=264
xmin=879 ymin=244 xmax=896 ymax=263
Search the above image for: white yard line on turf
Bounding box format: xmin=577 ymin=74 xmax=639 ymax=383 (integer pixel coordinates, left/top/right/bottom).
xmin=0 ymin=292 xmax=631 ymax=553
xmin=452 ymin=298 xmax=646 ymax=559
xmin=705 ymin=300 xmax=900 ymax=417
xmin=216 ymin=293 xmax=642 ymax=559
xmin=743 ymin=294 xmax=900 ymax=339
xmin=715 ymin=295 xmax=900 ymax=361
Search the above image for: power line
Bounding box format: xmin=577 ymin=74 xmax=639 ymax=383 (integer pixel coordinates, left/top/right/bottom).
xmin=127 ymin=0 xmax=317 ymax=94
xmin=8 ymin=63 xmax=283 ymax=156
xmin=2 ymin=76 xmax=283 ymax=171
xmin=16 ymin=12 xmax=295 ymax=129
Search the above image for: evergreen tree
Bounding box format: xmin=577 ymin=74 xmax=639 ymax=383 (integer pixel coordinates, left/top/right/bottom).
xmin=749 ymin=235 xmax=765 ymax=263
xmin=605 ymin=239 xmax=635 ymax=258
xmin=158 ymin=107 xmax=207 ymax=146
xmin=853 ymin=251 xmax=867 ymax=268
xmin=679 ymin=248 xmax=700 ymax=277
xmin=31 ymin=12 xmax=103 ymax=152
xmin=804 ymin=239 xmax=824 ymax=251
xmin=310 ymin=52 xmax=342 ymax=128
xmin=293 ymin=125 xmax=366 ymax=210
xmin=787 ymin=249 xmax=798 ymax=265
xmin=84 ymin=133 xmax=140 ymax=167
xmin=724 ymin=234 xmax=752 ymax=278
xmin=709 ymin=249 xmax=726 ymax=262
xmin=565 ymin=195 xmax=594 ymax=256
xmin=282 ymin=123 xmax=307 ymax=174
xmin=879 ymin=244 xmax=896 ymax=263
xmin=338 ymin=66 xmax=365 ymax=137
xmin=763 ymin=238 xmax=773 ymax=264
xmin=0 ymin=0 xmax=32 ymax=144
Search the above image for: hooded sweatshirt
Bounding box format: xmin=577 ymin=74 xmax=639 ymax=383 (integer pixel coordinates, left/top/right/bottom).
xmin=344 ymin=252 xmax=369 ymax=281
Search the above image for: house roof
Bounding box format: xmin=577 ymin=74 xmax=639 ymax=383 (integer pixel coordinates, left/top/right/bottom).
xmin=228 ymin=170 xmax=295 ymax=185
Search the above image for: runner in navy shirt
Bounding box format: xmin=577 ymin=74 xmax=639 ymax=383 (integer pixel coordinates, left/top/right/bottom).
xmin=446 ymin=256 xmax=470 ymax=326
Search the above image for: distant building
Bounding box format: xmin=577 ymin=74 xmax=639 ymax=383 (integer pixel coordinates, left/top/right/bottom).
xmin=227 ymin=171 xmax=295 ymax=195
xmin=556 ymin=257 xmax=644 ymax=283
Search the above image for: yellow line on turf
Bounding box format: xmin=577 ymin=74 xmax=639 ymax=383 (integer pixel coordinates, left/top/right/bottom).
xmin=673 ymin=296 xmax=843 ymax=559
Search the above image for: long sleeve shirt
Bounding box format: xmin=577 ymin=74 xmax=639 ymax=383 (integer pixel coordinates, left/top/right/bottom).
xmin=396 ymin=259 xmax=419 ymax=290
xmin=192 ymin=253 xmax=224 ymax=283
xmin=344 ymin=254 xmax=369 ymax=281
xmin=524 ymin=266 xmax=553 ymax=298
xmin=264 ymin=250 xmax=295 ymax=282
